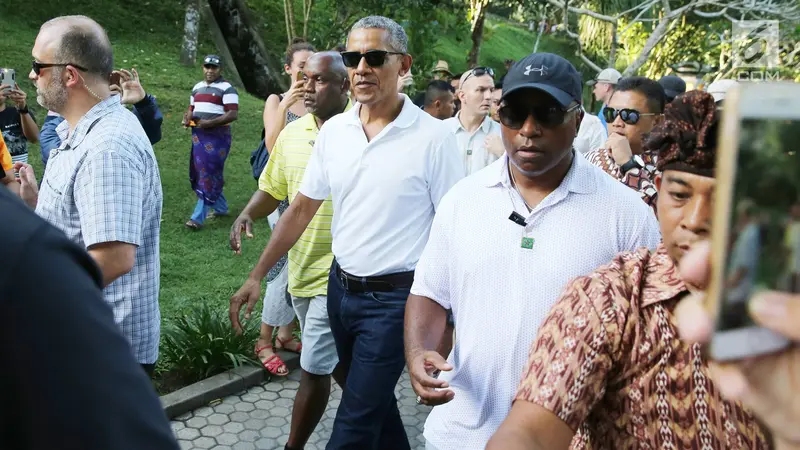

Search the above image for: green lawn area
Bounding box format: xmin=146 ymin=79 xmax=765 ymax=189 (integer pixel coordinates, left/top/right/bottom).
xmin=2 ymin=2 xmax=273 ymax=330
xmin=1 ymin=1 xmax=543 ymax=378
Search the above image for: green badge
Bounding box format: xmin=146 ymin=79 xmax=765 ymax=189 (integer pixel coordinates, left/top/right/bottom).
xmin=521 ymin=237 xmax=535 ymax=249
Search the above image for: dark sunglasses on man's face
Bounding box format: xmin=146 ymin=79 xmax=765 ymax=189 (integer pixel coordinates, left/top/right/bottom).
xmin=498 ymin=102 xmax=580 ymax=129
xmin=602 ymin=107 xmax=659 ymax=125
xmin=340 ymin=50 xmax=405 ymax=68
xmin=32 ymin=60 xmax=88 ymax=76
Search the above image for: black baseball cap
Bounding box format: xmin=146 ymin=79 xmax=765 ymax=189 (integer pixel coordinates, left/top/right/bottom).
xmin=203 ymin=55 xmax=222 ymax=67
xmin=501 ymin=53 xmax=582 ymax=107
xmin=658 ymin=75 xmax=686 ymax=100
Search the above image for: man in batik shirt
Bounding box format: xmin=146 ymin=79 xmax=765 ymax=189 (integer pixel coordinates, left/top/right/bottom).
xmin=488 ymin=91 xmax=769 ymax=449
xmin=585 ymin=77 xmax=666 ymax=213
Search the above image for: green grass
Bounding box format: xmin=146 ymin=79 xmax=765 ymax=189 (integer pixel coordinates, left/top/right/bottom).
xmin=1 ymin=1 xmax=545 ymax=376
xmin=2 ymin=1 xmax=272 ymax=330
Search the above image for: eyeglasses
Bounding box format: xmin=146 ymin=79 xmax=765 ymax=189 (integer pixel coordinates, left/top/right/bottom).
xmin=602 ymin=107 xmax=660 ymax=125
xmin=340 ymin=50 xmax=405 ymax=68
xmin=498 ymin=102 xmax=581 ymax=129
xmin=32 ymin=61 xmax=88 ymax=76
xmin=461 ymin=67 xmax=495 ymax=85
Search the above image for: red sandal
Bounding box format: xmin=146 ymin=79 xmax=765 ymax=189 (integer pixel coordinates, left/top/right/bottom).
xmin=255 ymin=344 xmax=288 ymax=376
xmin=275 ymin=336 xmax=302 ymax=354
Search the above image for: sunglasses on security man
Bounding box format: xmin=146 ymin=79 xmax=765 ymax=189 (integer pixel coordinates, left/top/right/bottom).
xmin=461 ymin=66 xmax=495 ymax=84
xmin=602 ymin=107 xmax=660 ymax=125
xmin=340 ymin=50 xmax=405 ymax=68
xmin=498 ymin=102 xmax=580 ymax=129
xmin=32 ymin=60 xmax=88 ymax=76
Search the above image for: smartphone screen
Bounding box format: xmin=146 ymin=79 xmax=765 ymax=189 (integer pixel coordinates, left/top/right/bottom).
xmin=713 ymin=117 xmax=799 ymax=356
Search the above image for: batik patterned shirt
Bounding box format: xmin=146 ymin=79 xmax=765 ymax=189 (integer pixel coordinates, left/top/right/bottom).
xmin=585 ymin=147 xmax=658 ymax=211
xmin=515 ymin=244 xmax=769 ymax=450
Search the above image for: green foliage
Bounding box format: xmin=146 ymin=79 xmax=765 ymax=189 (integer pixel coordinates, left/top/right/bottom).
xmin=159 ymin=304 xmax=261 ymax=384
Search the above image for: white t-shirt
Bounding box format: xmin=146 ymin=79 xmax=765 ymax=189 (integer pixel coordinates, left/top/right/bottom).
xmin=574 ymin=109 xmax=607 ymax=155
xmin=300 ymin=94 xmax=465 ymax=277
xmin=443 ymin=113 xmax=502 ymax=175
xmin=411 ymin=153 xmax=662 ymax=450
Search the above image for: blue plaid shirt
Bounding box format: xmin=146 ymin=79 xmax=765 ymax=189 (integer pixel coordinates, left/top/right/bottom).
xmin=35 ymin=96 xmax=163 ymax=364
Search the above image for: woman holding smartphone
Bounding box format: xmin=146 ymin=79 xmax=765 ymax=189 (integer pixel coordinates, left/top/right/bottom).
xmin=253 ymin=39 xmax=315 ymax=375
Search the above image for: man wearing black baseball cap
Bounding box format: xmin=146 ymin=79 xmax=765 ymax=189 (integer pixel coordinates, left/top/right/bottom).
xmin=405 ymin=53 xmax=660 ymax=450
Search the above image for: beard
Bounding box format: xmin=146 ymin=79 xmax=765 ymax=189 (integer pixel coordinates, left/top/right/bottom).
xmin=37 ymin=69 xmax=68 ymax=113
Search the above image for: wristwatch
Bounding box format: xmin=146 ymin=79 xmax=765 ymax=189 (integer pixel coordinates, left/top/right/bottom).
xmin=18 ymin=105 xmax=29 ymax=115
xmin=620 ymin=155 xmax=644 ymax=174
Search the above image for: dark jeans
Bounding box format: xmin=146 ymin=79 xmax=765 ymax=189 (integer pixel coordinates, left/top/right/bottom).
xmin=141 ymin=363 xmax=155 ymax=377
xmin=325 ymin=266 xmax=411 ymax=450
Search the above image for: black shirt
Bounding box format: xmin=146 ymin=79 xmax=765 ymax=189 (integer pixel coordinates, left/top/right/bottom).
xmin=0 ymin=106 xmax=35 ymax=157
xmin=0 ymin=186 xmax=179 ymax=450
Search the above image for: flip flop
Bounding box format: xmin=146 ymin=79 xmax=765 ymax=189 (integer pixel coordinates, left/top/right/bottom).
xmin=255 ymin=344 xmax=288 ymax=376
xmin=184 ymin=220 xmax=203 ymax=230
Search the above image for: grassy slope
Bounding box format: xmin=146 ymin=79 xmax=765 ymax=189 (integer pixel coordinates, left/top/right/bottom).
xmin=0 ymin=2 xmax=548 ymax=328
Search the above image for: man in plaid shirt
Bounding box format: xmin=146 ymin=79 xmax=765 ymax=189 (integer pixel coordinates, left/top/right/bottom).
xmin=15 ymin=15 xmax=163 ymax=375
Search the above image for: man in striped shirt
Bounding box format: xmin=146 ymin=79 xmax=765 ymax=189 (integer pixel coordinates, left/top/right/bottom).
xmin=183 ymin=55 xmax=239 ymax=229
xmin=230 ymin=52 xmax=351 ymax=450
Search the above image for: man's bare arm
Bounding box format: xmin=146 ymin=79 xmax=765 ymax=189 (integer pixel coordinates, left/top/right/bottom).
xmin=199 ymin=110 xmax=238 ymax=128
xmin=247 ymin=193 xmax=322 ymax=281
xmin=486 ymin=401 xmax=575 ymax=450
xmin=242 ymin=190 xmax=280 ymax=220
xmin=404 ymin=294 xmax=448 ymax=365
xmin=87 ymin=241 xmax=136 ymax=287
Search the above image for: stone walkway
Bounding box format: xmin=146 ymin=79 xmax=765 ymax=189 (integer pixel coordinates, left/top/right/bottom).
xmin=171 ymin=369 xmax=431 ymax=450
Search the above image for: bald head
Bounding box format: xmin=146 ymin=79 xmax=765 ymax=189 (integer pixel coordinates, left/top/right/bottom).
xmin=39 ymin=15 xmax=113 ymax=81
xmin=307 ymin=51 xmax=347 ymax=81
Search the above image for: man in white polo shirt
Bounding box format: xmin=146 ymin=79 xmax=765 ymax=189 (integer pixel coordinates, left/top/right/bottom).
xmin=229 ymin=15 xmax=463 ymax=450
xmin=444 ymin=67 xmax=502 ymax=175
xmin=404 ymin=53 xmax=662 ymax=450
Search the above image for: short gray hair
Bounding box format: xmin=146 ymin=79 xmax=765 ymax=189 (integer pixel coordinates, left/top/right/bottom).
xmin=348 ymin=16 xmax=408 ymax=54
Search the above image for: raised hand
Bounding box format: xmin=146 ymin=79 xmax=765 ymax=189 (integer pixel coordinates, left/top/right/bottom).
xmin=115 ymin=68 xmax=146 ymax=105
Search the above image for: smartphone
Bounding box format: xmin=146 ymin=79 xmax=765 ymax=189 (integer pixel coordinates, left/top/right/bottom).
xmin=707 ymin=82 xmax=800 ymax=361
xmin=0 ymin=68 xmax=15 ymax=90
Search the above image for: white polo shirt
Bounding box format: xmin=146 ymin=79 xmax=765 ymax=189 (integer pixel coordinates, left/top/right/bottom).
xmin=443 ymin=113 xmax=501 ymax=175
xmin=411 ymin=153 xmax=661 ymax=450
xmin=300 ymin=94 xmax=464 ymax=277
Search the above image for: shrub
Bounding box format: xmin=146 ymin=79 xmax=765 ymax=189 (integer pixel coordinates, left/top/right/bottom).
xmin=159 ymin=304 xmax=260 ymax=386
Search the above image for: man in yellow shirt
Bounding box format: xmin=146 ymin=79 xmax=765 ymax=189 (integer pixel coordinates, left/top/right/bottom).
xmin=229 ymin=51 xmax=350 ymax=450
xmin=0 ymin=134 xmax=19 ymax=195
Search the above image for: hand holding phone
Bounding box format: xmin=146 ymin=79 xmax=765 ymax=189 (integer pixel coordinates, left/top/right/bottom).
xmin=706 ymin=82 xmax=800 ymax=361
xmin=675 ymin=243 xmax=800 ymax=450
xmin=0 ymin=68 xmax=15 ymax=92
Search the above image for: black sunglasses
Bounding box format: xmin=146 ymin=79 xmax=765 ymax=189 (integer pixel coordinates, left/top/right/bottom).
xmin=602 ymin=107 xmax=660 ymax=125
xmin=498 ymin=102 xmax=581 ymax=129
xmin=32 ymin=60 xmax=88 ymax=76
xmin=340 ymin=50 xmax=405 ymax=68
xmin=462 ymin=66 xmax=495 ymax=84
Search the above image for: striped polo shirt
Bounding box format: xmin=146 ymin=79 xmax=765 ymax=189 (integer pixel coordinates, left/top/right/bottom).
xmin=258 ymin=105 xmax=350 ymax=297
xmin=189 ymin=78 xmax=239 ymax=120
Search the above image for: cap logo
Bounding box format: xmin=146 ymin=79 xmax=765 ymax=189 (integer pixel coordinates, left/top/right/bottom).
xmin=524 ymin=65 xmax=548 ymax=77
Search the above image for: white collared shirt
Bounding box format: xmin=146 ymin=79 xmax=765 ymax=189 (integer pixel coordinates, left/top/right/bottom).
xmin=411 ymin=153 xmax=661 ymax=450
xmin=300 ymin=94 xmax=465 ymax=277
xmin=574 ymin=108 xmax=607 ymax=155
xmin=443 ymin=112 xmax=502 ymax=175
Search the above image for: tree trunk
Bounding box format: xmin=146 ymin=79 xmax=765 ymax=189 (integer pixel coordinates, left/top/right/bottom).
xmin=180 ymin=0 xmax=201 ymax=66
xmin=206 ymin=0 xmax=286 ymax=99
xmin=302 ymin=0 xmax=314 ymax=40
xmin=622 ymin=16 xmax=676 ymax=75
xmin=467 ymin=0 xmax=489 ymax=68
xmin=283 ymin=0 xmax=294 ymax=44
xmin=608 ymin=22 xmax=618 ymax=67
